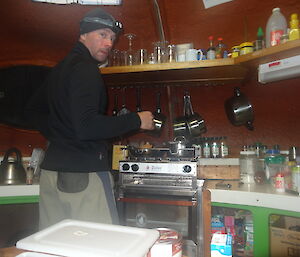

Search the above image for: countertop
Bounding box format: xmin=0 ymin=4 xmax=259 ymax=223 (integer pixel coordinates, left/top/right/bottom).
xmin=0 ymin=182 xmax=299 ymax=213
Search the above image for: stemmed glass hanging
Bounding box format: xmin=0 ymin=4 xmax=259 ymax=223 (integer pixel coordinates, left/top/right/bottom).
xmin=124 ymin=33 xmax=136 ymax=66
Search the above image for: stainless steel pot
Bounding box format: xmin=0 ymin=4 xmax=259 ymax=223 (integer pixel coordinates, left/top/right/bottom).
xmin=150 ymin=91 xmax=166 ymax=137
xmin=224 ymin=87 xmax=254 ymax=130
xmin=0 ymin=148 xmax=26 ymax=185
xmin=173 ymin=94 xmax=206 ymax=138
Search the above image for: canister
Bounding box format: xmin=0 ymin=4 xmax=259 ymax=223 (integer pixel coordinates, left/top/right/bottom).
xmin=239 ymin=42 xmax=254 ymax=55
xmin=231 ymin=45 xmax=240 ymax=58
xmin=292 ymin=165 xmax=300 ymax=192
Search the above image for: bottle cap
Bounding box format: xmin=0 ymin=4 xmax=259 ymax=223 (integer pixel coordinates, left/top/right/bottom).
xmin=272 ymin=7 xmax=280 ymax=13
xmin=257 ymin=27 xmax=264 ymax=37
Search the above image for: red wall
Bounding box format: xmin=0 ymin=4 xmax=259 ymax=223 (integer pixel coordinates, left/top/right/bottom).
xmin=1 ymin=0 xmax=300 ymax=156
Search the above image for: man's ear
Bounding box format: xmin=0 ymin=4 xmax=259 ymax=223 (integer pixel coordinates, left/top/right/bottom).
xmin=79 ymin=33 xmax=87 ymax=42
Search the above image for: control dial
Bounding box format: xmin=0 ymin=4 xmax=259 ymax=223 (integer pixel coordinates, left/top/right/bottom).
xmin=131 ymin=164 xmax=139 ymax=172
xmin=182 ymin=165 xmax=192 ymax=173
xmin=122 ymin=163 xmax=130 ymax=171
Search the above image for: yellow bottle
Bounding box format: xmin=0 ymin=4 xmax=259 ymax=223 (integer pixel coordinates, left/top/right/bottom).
xmin=289 ymin=13 xmax=300 ymax=41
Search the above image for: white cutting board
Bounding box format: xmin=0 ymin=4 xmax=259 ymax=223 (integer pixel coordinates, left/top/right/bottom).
xmin=16 ymin=219 xmax=159 ymax=257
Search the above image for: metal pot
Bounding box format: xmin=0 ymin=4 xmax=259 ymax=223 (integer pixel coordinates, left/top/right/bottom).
xmin=224 ymin=87 xmax=254 ymax=130
xmin=0 ymin=148 xmax=26 ymax=185
xmin=173 ymin=94 xmax=206 ymax=138
xmin=149 ymin=91 xmax=166 ymax=137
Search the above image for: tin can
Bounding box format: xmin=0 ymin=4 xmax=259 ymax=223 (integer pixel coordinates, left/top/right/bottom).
xmin=147 ymin=228 xmax=182 ymax=257
xmin=239 ymin=42 xmax=254 ymax=55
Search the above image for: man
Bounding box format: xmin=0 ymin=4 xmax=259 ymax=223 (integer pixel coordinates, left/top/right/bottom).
xmin=26 ymin=8 xmax=154 ymax=229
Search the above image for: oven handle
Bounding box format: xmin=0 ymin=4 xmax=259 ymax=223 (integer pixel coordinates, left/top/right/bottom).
xmin=118 ymin=197 xmax=196 ymax=206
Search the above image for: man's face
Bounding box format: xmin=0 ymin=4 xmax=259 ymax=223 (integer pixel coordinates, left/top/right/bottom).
xmin=80 ymin=28 xmax=116 ymax=63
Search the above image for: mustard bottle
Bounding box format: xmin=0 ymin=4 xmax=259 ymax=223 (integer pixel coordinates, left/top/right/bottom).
xmin=289 ymin=13 xmax=300 ymax=41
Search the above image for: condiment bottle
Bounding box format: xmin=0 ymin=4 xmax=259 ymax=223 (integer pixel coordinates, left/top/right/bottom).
xmin=202 ymin=138 xmax=211 ymax=158
xmin=207 ymin=36 xmax=216 ymax=60
xmin=266 ymin=7 xmax=287 ymax=47
xmin=254 ymin=27 xmax=265 ymax=51
xmin=289 ymin=13 xmax=300 ymax=41
xmin=215 ymin=37 xmax=226 ymax=59
xmin=211 ymin=138 xmax=220 ymax=158
xmin=220 ymin=136 xmax=229 ymax=158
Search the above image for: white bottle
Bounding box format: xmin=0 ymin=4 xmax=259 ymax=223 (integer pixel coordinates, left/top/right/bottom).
xmin=266 ymin=7 xmax=287 ymax=47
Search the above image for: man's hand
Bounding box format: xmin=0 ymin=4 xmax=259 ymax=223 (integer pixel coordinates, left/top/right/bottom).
xmin=137 ymin=111 xmax=155 ymax=130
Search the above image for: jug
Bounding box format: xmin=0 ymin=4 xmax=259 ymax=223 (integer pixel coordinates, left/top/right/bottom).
xmin=0 ymin=148 xmax=26 ymax=185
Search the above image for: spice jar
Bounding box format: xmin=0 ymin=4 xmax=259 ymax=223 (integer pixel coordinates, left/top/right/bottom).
xmin=239 ymin=42 xmax=254 ymax=55
xmin=239 ymin=150 xmax=258 ymax=184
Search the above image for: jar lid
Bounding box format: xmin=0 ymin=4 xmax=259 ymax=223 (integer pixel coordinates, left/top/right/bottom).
xmin=266 ymin=149 xmax=280 ymax=154
xmin=240 ymin=42 xmax=254 ymax=48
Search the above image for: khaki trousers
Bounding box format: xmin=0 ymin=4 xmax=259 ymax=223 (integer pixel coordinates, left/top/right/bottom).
xmin=39 ymin=169 xmax=117 ymax=230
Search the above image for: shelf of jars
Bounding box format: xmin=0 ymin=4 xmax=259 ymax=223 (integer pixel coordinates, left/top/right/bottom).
xmin=100 ymin=39 xmax=300 ymax=87
xmin=100 ymin=58 xmax=248 ymax=87
xmin=234 ymin=39 xmax=300 ymax=68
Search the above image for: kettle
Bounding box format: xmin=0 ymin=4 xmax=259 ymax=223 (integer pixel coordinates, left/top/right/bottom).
xmin=0 ymin=148 xmax=26 ymax=185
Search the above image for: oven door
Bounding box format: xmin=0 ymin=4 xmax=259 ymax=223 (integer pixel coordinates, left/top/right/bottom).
xmin=117 ymin=188 xmax=198 ymax=243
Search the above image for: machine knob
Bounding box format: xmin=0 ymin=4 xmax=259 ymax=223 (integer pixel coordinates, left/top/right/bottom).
xmin=183 ymin=165 xmax=192 ymax=173
xmin=131 ymin=164 xmax=139 ymax=172
xmin=122 ymin=163 xmax=130 ymax=171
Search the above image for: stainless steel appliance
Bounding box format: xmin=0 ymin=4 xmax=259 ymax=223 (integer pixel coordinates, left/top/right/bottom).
xmin=117 ymin=158 xmax=204 ymax=257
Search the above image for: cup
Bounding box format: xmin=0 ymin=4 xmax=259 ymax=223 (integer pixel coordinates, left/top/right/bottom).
xmin=109 ymin=49 xmax=121 ymax=66
xmin=175 ymin=43 xmax=194 ymax=62
xmin=185 ymin=49 xmax=203 ymax=61
xmin=166 ymin=44 xmax=176 ymax=63
xmin=136 ymin=49 xmax=148 ymax=65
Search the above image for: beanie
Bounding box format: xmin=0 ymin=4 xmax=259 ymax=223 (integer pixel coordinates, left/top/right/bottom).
xmin=80 ymin=8 xmax=123 ymax=35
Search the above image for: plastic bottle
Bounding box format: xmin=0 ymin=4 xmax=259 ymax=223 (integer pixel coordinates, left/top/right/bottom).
xmin=289 ymin=13 xmax=300 ymax=41
xmin=239 ymin=150 xmax=258 ymax=184
xmin=266 ymin=7 xmax=287 ymax=47
xmin=211 ymin=137 xmax=220 ymax=158
xmin=207 ymin=36 xmax=216 ymax=60
xmin=215 ymin=37 xmax=226 ymax=59
xmin=220 ymin=136 xmax=229 ymax=158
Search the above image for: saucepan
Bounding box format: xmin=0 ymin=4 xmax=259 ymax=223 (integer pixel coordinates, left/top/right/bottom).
xmin=149 ymin=91 xmax=166 ymax=137
xmin=224 ymin=87 xmax=254 ymax=130
xmin=173 ymin=93 xmax=206 ymax=138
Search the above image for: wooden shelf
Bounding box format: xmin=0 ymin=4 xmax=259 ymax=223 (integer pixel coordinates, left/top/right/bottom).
xmin=234 ymin=39 xmax=300 ymax=67
xmin=100 ymin=39 xmax=300 ymax=87
xmin=101 ymin=58 xmax=248 ymax=86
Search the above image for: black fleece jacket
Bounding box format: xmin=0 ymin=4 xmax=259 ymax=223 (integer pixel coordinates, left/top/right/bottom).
xmin=26 ymin=42 xmax=141 ymax=172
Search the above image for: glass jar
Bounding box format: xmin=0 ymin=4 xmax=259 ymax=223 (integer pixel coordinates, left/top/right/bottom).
xmin=239 ymin=150 xmax=258 ymax=184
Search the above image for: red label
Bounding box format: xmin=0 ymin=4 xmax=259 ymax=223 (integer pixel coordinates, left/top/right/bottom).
xmin=270 ymin=30 xmax=284 ymax=46
xmin=269 ymin=61 xmax=281 ymax=68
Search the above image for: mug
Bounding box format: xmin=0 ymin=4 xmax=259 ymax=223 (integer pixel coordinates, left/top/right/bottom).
xmin=175 ymin=43 xmax=194 ymax=62
xmin=185 ymin=49 xmax=203 ymax=61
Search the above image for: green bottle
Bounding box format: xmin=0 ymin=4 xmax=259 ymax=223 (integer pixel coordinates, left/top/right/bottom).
xmin=255 ymin=27 xmax=265 ymax=51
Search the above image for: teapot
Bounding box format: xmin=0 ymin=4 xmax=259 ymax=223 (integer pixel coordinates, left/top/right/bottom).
xmin=0 ymin=148 xmax=26 ymax=185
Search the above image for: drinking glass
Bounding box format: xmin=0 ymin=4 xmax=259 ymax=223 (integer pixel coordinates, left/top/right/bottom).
xmin=109 ymin=49 xmax=121 ymax=66
xmin=124 ymin=33 xmax=136 ymax=66
xmin=136 ymin=49 xmax=148 ymax=65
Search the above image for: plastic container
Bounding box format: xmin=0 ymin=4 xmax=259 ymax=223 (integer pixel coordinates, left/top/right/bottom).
xmin=239 ymin=42 xmax=254 ymax=55
xmin=239 ymin=150 xmax=258 ymax=184
xmin=264 ymin=149 xmax=286 ymax=186
xmin=266 ymin=7 xmax=287 ymax=47
xmin=231 ymin=46 xmax=240 ymax=58
xmin=289 ymin=13 xmax=300 ymax=41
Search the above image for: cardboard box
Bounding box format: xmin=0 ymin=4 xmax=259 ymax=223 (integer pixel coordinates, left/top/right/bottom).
xmin=211 ymin=233 xmax=232 ymax=257
xmin=270 ymin=226 xmax=300 ymax=257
